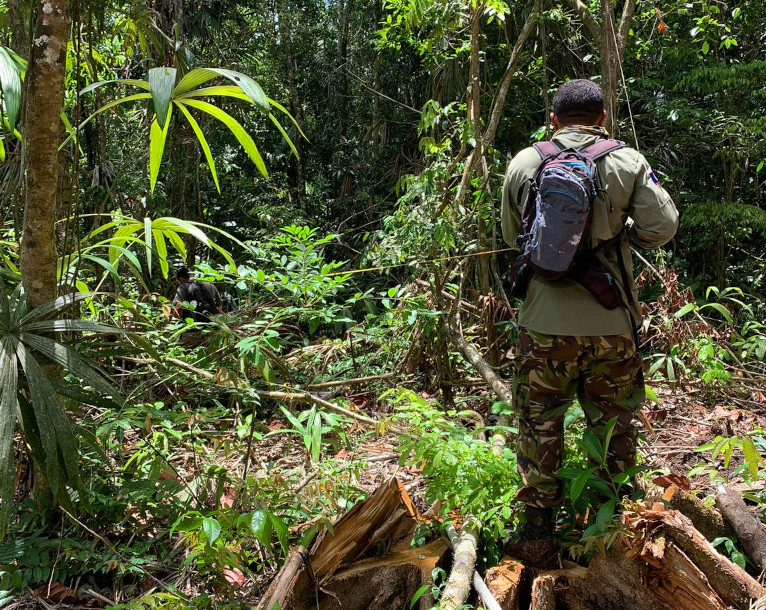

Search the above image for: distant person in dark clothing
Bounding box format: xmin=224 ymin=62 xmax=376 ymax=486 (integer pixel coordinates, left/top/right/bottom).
xmin=172 ymin=267 xmax=223 ymax=347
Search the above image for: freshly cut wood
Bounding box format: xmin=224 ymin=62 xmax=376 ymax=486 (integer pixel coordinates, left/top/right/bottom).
xmin=258 ymin=478 xmax=452 ymax=610
xmin=626 ymin=504 xmax=765 ymax=610
xmin=715 ymin=484 xmax=766 ymax=573
xmin=663 ymin=484 xmax=734 ymax=541
xmin=313 ymin=540 xmax=449 ymax=610
xmin=485 ymin=557 xmax=525 ymax=610
xmin=255 ymin=547 xmax=310 ymax=610
xmin=310 ymin=477 xmax=419 ymax=585
xmin=530 ymin=574 xmax=555 ymax=610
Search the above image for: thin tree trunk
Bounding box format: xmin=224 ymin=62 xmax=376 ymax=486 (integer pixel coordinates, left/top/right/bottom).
xmin=8 ymin=0 xmax=28 ymax=58
xmin=282 ymin=11 xmax=306 ymax=211
xmin=21 ymin=0 xmax=70 ymax=309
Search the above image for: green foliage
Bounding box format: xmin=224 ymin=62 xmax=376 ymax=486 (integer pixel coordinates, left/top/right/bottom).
xmin=387 ymin=389 xmax=519 ymax=544
xmin=0 ymin=286 xmax=123 ymax=539
xmin=76 ymin=67 xmax=301 ymax=192
xmin=560 ymin=417 xmax=647 ymax=556
xmin=268 ymin=405 xmax=350 ymax=463
xmin=690 ymin=433 xmax=765 ymax=482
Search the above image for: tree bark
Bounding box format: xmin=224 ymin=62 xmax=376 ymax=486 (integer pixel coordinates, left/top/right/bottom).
xmin=663 ymin=484 xmax=735 ymax=542
xmin=715 ymin=484 xmax=766 ymax=574
xmin=281 ymin=9 xmax=307 ymax=211
xmin=21 ymin=0 xmax=70 ymax=308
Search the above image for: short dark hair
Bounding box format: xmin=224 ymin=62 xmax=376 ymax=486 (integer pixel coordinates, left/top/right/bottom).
xmin=553 ymin=79 xmax=604 ymax=125
xmin=176 ymin=267 xmax=191 ymax=280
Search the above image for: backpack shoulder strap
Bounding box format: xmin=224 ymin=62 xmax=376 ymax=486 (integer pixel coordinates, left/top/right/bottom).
xmin=579 ymin=138 xmax=625 ymax=161
xmin=533 ymin=141 xmax=560 ymax=159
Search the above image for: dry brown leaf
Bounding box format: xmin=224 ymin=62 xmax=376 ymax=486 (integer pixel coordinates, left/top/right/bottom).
xmin=35 ymin=582 xmax=79 ymax=603
xmin=652 ymin=474 xmax=692 ymax=491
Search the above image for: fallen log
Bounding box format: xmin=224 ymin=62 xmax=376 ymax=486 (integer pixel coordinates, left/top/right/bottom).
xmin=663 ymin=484 xmax=735 ymax=542
xmin=626 ymin=504 xmax=766 ymax=610
xmin=716 ymin=484 xmax=766 ymax=573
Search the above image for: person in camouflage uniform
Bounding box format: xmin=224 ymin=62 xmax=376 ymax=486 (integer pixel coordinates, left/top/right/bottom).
xmin=501 ymin=80 xmax=679 ymax=539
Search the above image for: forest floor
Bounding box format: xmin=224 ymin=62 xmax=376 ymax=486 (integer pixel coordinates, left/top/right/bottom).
xmin=6 ymin=373 xmax=766 ymax=610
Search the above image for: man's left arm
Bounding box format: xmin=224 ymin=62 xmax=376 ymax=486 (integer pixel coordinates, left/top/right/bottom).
xmin=627 ymin=153 xmax=679 ymax=249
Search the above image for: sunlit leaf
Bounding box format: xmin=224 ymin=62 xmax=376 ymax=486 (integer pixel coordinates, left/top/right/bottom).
xmin=148 ymin=67 xmax=177 ymax=129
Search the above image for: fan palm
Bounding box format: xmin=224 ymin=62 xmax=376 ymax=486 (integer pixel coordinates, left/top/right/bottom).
xmin=75 ymin=66 xmax=302 ymax=192
xmin=0 ymin=286 xmax=122 ymax=540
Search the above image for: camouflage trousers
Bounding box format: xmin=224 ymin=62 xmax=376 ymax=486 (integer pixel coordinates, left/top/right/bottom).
xmin=512 ymin=327 xmax=645 ymax=508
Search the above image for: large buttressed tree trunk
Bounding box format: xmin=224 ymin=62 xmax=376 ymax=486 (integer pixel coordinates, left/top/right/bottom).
xmin=21 ymin=0 xmax=70 ymax=308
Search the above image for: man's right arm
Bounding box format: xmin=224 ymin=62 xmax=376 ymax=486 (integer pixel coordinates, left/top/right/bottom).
xmin=627 ymin=153 xmax=679 ymax=249
xmin=501 ymin=147 xmax=539 ymax=248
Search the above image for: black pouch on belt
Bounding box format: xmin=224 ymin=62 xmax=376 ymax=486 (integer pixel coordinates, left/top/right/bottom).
xmin=571 ymin=255 xmax=624 ymax=310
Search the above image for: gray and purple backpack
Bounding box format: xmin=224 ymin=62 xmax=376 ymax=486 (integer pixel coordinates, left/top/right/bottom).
xmin=510 ymin=138 xmax=626 ymax=306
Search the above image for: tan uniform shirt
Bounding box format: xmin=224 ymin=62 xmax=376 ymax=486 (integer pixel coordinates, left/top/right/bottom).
xmin=501 ymin=126 xmax=679 ymax=336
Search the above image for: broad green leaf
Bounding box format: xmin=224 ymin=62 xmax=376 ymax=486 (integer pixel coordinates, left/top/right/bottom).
xmin=570 ymin=467 xmax=598 ymax=502
xmin=149 ymin=110 xmax=172 ymax=193
xmin=202 ymin=517 xmax=221 ymax=544
xmin=148 ymin=67 xmax=177 ymax=129
xmin=251 ymin=509 xmax=273 ymax=549
xmin=700 ymin=302 xmax=734 ymax=325
xmin=144 ymin=217 xmax=154 ymax=274
xmin=674 ymin=302 xmax=697 ymax=318
xmin=580 ymin=430 xmax=605 ymax=466
xmin=181 ymin=99 xmax=268 ymax=178
xmin=154 ymin=230 xmax=169 ymax=278
xmin=742 ymin=437 xmax=761 ymax=479
xmin=0 ymin=348 xmax=18 ymax=539
xmin=19 ymin=332 xmax=121 ymax=404
xmin=14 ymin=342 xmax=71 ymax=496
xmin=0 ymin=47 xmax=21 ymax=129
xmin=175 ymin=68 xmax=269 ymax=112
xmin=270 ymin=513 xmax=289 ymax=555
xmin=267 ymin=97 xmax=307 ymax=138
xmin=19 ymin=292 xmax=91 ymax=324
xmin=176 ymin=102 xmax=220 ymax=192
xmin=164 ymin=229 xmax=188 ymax=262
xmin=80 ymin=78 xmax=150 ymax=95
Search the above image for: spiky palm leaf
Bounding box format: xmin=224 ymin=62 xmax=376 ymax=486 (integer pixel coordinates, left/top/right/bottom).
xmin=0 ymin=286 xmax=122 ymax=540
xmin=74 ymin=67 xmax=303 ymax=192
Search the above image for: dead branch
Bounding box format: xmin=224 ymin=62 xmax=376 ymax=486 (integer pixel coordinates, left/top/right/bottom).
xmin=259 ymin=390 xmax=408 ymax=436
xmin=445 ymin=522 xmax=503 ymax=610
xmin=306 ymin=373 xmax=394 ymax=389
xmin=441 ymin=519 xmax=480 ymax=610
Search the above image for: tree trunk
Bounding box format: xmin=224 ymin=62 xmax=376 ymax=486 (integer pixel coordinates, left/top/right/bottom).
xmin=282 ymin=10 xmax=306 ymax=211
xmin=21 ymin=0 xmax=70 ymax=309
xmin=599 ymin=0 xmax=618 ymax=135
xmin=8 ymin=0 xmax=28 ymax=58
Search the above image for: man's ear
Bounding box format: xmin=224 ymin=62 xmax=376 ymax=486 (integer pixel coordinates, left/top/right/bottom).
xmin=550 ymin=112 xmax=559 ymax=131
xmin=595 ymin=109 xmax=607 ymax=127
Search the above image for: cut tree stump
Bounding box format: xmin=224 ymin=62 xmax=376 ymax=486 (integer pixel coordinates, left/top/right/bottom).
xmin=256 ymin=477 xmax=450 ymax=610
xmin=716 ymin=484 xmax=766 ymax=573
xmin=485 ymin=557 xmax=525 ymax=610
xmin=663 ymin=484 xmax=735 ymax=542
xmin=530 ymin=574 xmax=555 ymax=609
